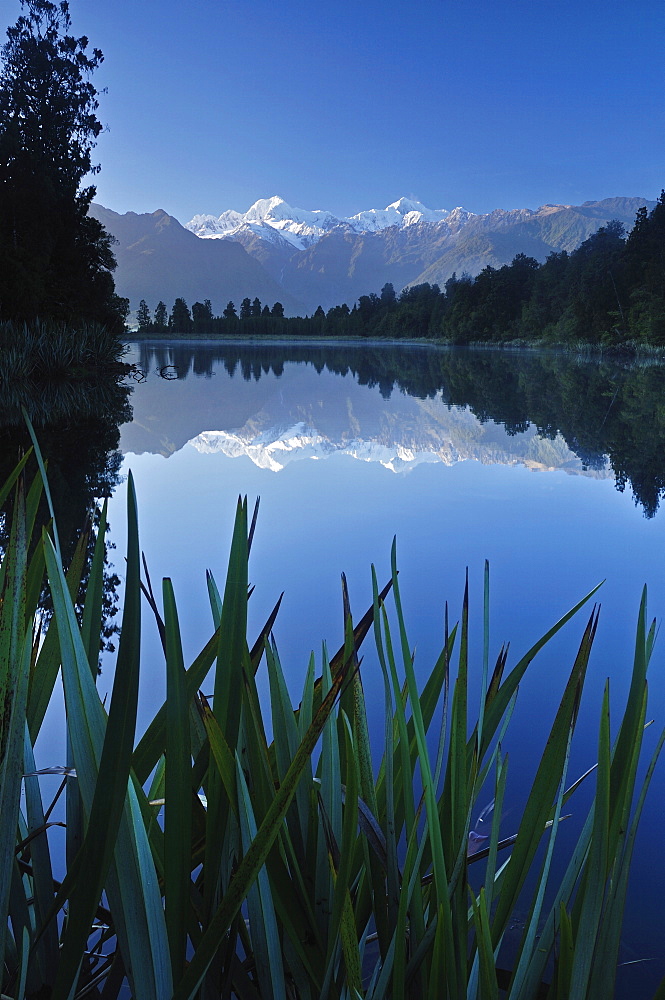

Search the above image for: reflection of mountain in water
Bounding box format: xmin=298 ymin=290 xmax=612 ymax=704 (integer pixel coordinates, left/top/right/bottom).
xmin=124 ymin=340 xmax=665 ymax=516
xmin=185 ymin=388 xmax=603 ymax=477
xmin=122 ymin=341 xmax=641 ymax=485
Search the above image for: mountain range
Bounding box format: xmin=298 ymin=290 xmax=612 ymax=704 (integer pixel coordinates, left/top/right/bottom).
xmin=90 ymin=194 xmax=655 ymax=318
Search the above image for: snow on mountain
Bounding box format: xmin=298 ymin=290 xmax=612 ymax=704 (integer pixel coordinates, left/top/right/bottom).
xmin=232 ymin=220 xmax=307 ymax=251
xmin=442 ymin=206 xmax=477 ymax=232
xmin=185 ymin=195 xmax=454 ymax=248
xmin=347 ymin=197 xmax=450 ymax=232
xmin=187 ymin=210 xmax=244 ymax=236
xmin=186 ymin=196 xmax=341 ymax=249
xmin=244 ymin=196 xmax=337 ymax=230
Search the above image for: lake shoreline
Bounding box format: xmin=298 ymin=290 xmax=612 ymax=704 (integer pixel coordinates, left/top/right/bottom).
xmin=126 ymin=332 xmax=665 ymax=364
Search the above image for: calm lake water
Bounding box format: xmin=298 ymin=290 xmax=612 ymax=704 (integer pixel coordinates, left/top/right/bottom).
xmin=13 ymin=339 xmax=665 ymax=996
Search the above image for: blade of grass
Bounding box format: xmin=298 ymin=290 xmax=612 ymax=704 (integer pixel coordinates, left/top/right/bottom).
xmin=315 ymin=649 xmax=341 ymax=945
xmin=266 ymin=638 xmax=309 ymax=858
xmin=490 ymin=607 xmax=598 ymax=947
xmin=511 ymin=687 xmax=577 ymax=1000
xmin=132 ymin=625 xmax=220 ymax=784
xmin=371 ymin=566 xmax=400 ymax=935
xmin=342 ymin=574 xmax=389 ymax=958
xmin=0 ymin=448 xmax=31 ymax=510
xmin=204 ymin=497 xmax=248 ymax=922
xmin=236 ymin=753 xmax=287 ymax=1000
xmin=172 ymin=623 xmax=361 ymax=999
xmin=80 ymin=500 xmax=109 ymax=675
xmin=478 ymin=583 xmax=602 ymax=761
xmin=45 ymin=473 xmax=172 ymax=1000
xmin=323 ymin=713 xmax=359 ymax=985
xmin=0 ymin=474 xmax=29 ymax=967
xmin=567 ymin=679 xmax=611 ymax=998
xmin=588 ymin=718 xmax=665 ymax=998
xmin=22 ymin=723 xmax=59 ymax=985
xmin=163 ymin=578 xmax=193 ymax=985
xmin=470 ymin=888 xmax=499 ymax=1000
xmin=198 ymin=693 xmax=238 ymax=815
xmin=389 ymin=540 xmax=453 ymax=990
xmin=27 ymin=524 xmax=89 ymax=742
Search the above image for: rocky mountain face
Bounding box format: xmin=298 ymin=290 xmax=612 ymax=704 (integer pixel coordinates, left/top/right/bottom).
xmin=92 ymin=195 xmax=654 ymax=317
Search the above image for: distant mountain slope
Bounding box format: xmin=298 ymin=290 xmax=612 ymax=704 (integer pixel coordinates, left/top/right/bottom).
xmin=89 ymin=204 xmax=305 ymax=316
xmin=91 ymin=195 xmax=656 ymax=318
xmin=406 ymin=197 xmax=655 ymax=290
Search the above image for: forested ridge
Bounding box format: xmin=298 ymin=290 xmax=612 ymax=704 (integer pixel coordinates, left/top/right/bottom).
xmin=138 ymin=194 xmax=665 ymax=347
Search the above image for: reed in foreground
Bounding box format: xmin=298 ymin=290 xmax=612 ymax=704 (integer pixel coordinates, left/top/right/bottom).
xmin=0 ymin=438 xmax=663 ymax=999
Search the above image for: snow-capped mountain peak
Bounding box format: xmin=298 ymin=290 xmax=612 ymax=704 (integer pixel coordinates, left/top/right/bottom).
xmin=187 ymin=196 xmax=342 ymax=248
xmin=243 ymin=196 xmax=337 ymax=228
xmin=185 ymin=195 xmax=454 ymax=246
xmin=348 ymin=198 xmax=449 ymax=232
xmin=244 ymin=195 xmax=288 ymax=221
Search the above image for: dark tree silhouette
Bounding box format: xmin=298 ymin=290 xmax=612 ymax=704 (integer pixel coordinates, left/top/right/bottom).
xmin=380 ymin=282 xmax=396 ymax=304
xmin=153 ymin=301 xmax=168 ymax=331
xmin=0 ymin=1 xmax=124 ymax=329
xmin=169 ymin=297 xmax=192 ymax=332
xmin=192 ymin=299 xmax=213 ymax=332
xmin=136 ymin=299 xmax=151 ymax=332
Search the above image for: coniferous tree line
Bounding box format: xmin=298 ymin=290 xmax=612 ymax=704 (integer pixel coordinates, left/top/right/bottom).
xmin=0 ymin=1 xmax=127 ymax=332
xmin=138 ymin=194 xmax=664 ymax=347
xmin=137 ymin=295 xmax=288 ymax=335
xmin=441 ymin=201 xmax=664 ymax=345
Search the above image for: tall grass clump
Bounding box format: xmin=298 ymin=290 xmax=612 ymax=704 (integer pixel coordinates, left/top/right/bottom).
xmin=0 ymin=319 xmax=127 ymax=381
xmin=0 ymin=425 xmax=663 ymax=998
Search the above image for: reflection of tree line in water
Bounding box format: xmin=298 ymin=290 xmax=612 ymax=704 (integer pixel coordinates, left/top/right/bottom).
xmin=0 ymin=377 xmax=133 ymax=652
xmin=137 ymin=341 xmax=665 ymax=517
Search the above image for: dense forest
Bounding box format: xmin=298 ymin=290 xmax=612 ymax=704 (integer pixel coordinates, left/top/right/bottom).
xmin=138 ymin=193 xmax=665 ymax=347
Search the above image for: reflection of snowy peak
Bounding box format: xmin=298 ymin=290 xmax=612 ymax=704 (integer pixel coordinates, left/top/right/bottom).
xmin=192 ymin=424 xmax=334 ymax=471
xmin=186 ymin=400 xmax=608 ymax=477
xmin=118 ymin=350 xmax=611 ymax=480
xmin=190 ymin=423 xmax=445 ymax=473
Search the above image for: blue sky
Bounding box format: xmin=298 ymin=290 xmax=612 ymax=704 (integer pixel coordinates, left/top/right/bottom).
xmin=4 ymin=0 xmax=664 ymax=222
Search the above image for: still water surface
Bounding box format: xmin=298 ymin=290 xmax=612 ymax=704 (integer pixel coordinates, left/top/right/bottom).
xmin=97 ymin=340 xmax=665 ymax=995
xmin=21 ymin=339 xmax=664 ymax=996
